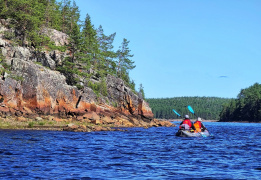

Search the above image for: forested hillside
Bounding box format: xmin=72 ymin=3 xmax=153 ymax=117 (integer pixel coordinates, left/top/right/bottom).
xmin=147 ymin=97 xmax=232 ymax=120
xmin=220 ymin=83 xmax=261 ymax=122
xmin=0 ymin=0 xmax=144 ymax=97
xmin=0 ymin=0 xmax=167 ymax=129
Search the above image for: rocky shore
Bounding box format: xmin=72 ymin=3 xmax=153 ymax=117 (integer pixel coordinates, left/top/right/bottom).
xmin=0 ymin=115 xmax=174 ymax=132
xmin=0 ymin=19 xmax=174 ymax=132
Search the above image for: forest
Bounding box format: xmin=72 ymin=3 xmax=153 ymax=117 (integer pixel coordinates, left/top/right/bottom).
xmin=219 ymin=83 xmax=261 ymax=122
xmin=2 ymin=1 xmax=261 ymax=123
xmin=0 ymin=0 xmax=145 ymax=97
xmin=147 ymin=97 xmax=232 ymax=120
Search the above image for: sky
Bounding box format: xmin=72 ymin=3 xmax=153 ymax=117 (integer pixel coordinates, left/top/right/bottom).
xmin=74 ymin=0 xmax=261 ymax=99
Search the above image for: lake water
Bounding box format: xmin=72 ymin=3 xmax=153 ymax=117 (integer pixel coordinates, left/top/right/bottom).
xmin=0 ymin=122 xmax=261 ymax=179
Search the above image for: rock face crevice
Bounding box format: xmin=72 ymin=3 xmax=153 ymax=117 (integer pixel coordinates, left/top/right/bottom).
xmin=0 ymin=20 xmax=173 ymax=128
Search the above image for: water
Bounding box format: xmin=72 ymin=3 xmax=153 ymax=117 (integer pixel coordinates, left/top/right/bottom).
xmin=0 ymin=122 xmax=261 ymax=180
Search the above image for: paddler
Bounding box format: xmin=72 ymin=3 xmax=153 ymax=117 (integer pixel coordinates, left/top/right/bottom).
xmin=179 ymin=115 xmax=195 ymax=131
xmin=193 ymin=117 xmax=207 ymax=132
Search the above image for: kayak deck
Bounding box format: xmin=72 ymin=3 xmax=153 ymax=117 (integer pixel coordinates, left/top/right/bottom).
xmin=176 ymin=129 xmax=210 ymax=137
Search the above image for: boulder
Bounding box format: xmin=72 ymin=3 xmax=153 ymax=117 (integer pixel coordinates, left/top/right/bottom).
xmin=63 ymin=123 xmax=79 ymax=131
xmin=91 ymin=119 xmax=102 ymax=125
xmin=23 ymin=107 xmax=33 ymax=114
xmin=92 ymin=126 xmax=110 ymax=131
xmin=83 ymin=112 xmax=100 ymax=121
xmin=54 ymin=117 xmax=63 ymax=122
xmin=79 ymin=125 xmax=87 ymax=130
xmin=41 ymin=28 xmax=69 ymax=46
xmin=17 ymin=116 xmax=27 ymax=122
xmin=76 ymin=116 xmax=84 ymax=121
xmin=101 ymin=116 xmax=114 ymax=124
xmin=48 ymin=116 xmax=54 ymax=121
xmin=67 ymin=123 xmax=77 ymax=128
xmin=35 ymin=117 xmax=43 ymax=121
xmin=0 ymin=38 xmax=6 ymax=47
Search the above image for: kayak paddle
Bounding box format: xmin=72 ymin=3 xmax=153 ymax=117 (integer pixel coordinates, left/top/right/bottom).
xmin=172 ymin=109 xmax=182 ymax=118
xmin=187 ymin=105 xmax=207 ymax=137
xmin=188 ymin=105 xmax=197 ymax=117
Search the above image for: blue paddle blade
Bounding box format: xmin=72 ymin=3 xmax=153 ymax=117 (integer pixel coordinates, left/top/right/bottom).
xmin=199 ymin=132 xmax=207 ymax=137
xmin=187 ymin=105 xmax=195 ymax=114
xmin=172 ymin=109 xmax=181 ymax=117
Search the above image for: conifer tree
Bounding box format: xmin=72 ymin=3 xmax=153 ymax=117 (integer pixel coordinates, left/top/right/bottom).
xmin=41 ymin=0 xmax=62 ymax=30
xmin=60 ymin=0 xmax=72 ymax=34
xmin=82 ymin=14 xmax=99 ymax=71
xmin=139 ymin=83 xmax=145 ymax=99
xmin=0 ymin=0 xmax=138 ymax=95
xmin=0 ymin=0 xmax=8 ymax=19
xmin=68 ymin=22 xmax=82 ymax=63
xmin=6 ymin=0 xmax=45 ymax=47
xmin=56 ymin=22 xmax=82 ymax=86
xmin=97 ymin=25 xmax=117 ymax=75
xmin=70 ymin=0 xmax=80 ymax=32
xmin=219 ymin=83 xmax=261 ymax=122
xmin=116 ymin=38 xmax=135 ymax=78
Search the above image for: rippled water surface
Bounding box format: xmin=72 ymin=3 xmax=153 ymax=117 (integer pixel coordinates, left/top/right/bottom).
xmin=0 ymin=122 xmax=261 ymax=179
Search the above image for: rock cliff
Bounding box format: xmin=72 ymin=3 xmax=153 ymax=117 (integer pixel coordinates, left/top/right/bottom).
xmin=0 ymin=20 xmax=173 ymax=130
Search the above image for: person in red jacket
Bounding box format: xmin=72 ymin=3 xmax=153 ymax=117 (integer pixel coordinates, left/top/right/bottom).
xmin=180 ymin=115 xmax=195 ymax=130
xmin=193 ymin=117 xmax=207 ymax=132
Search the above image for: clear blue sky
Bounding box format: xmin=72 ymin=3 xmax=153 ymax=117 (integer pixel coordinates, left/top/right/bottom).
xmin=75 ymin=0 xmax=261 ymax=99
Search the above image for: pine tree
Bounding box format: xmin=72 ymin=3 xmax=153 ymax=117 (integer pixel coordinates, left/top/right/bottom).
xmin=0 ymin=0 xmax=8 ymax=19
xmin=97 ymin=25 xmax=117 ymax=75
xmin=6 ymin=0 xmax=47 ymax=47
xmin=139 ymin=83 xmax=145 ymax=99
xmin=70 ymin=0 xmax=80 ymax=32
xmin=60 ymin=0 xmax=72 ymax=34
xmin=0 ymin=0 xmax=138 ymax=95
xmin=82 ymin=14 xmax=99 ymax=71
xmin=56 ymin=22 xmax=81 ymax=86
xmin=116 ymin=38 xmax=135 ymax=78
xmin=40 ymin=0 xmax=62 ymax=30
xmin=68 ymin=22 xmax=82 ymax=63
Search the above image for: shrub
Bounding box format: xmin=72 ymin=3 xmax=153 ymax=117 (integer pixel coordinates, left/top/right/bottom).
xmin=38 ymin=122 xmax=45 ymax=126
xmin=28 ymin=122 xmax=34 ymax=128
xmin=3 ymin=30 xmax=15 ymax=40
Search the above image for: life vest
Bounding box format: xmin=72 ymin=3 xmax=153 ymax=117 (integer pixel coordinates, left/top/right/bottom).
xmin=180 ymin=119 xmax=192 ymax=129
xmin=194 ymin=121 xmax=202 ymax=132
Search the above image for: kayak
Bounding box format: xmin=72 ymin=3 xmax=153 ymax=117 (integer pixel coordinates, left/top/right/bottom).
xmin=176 ymin=129 xmax=210 ymax=137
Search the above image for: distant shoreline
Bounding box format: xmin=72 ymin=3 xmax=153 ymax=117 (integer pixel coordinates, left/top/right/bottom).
xmin=157 ymin=119 xmax=219 ymax=122
xmin=157 ymin=119 xmax=261 ymax=123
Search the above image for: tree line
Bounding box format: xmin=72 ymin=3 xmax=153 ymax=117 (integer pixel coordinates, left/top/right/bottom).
xmin=147 ymin=97 xmax=232 ymax=120
xmin=0 ymin=0 xmax=140 ymax=97
xmin=219 ymin=83 xmax=261 ymax=122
